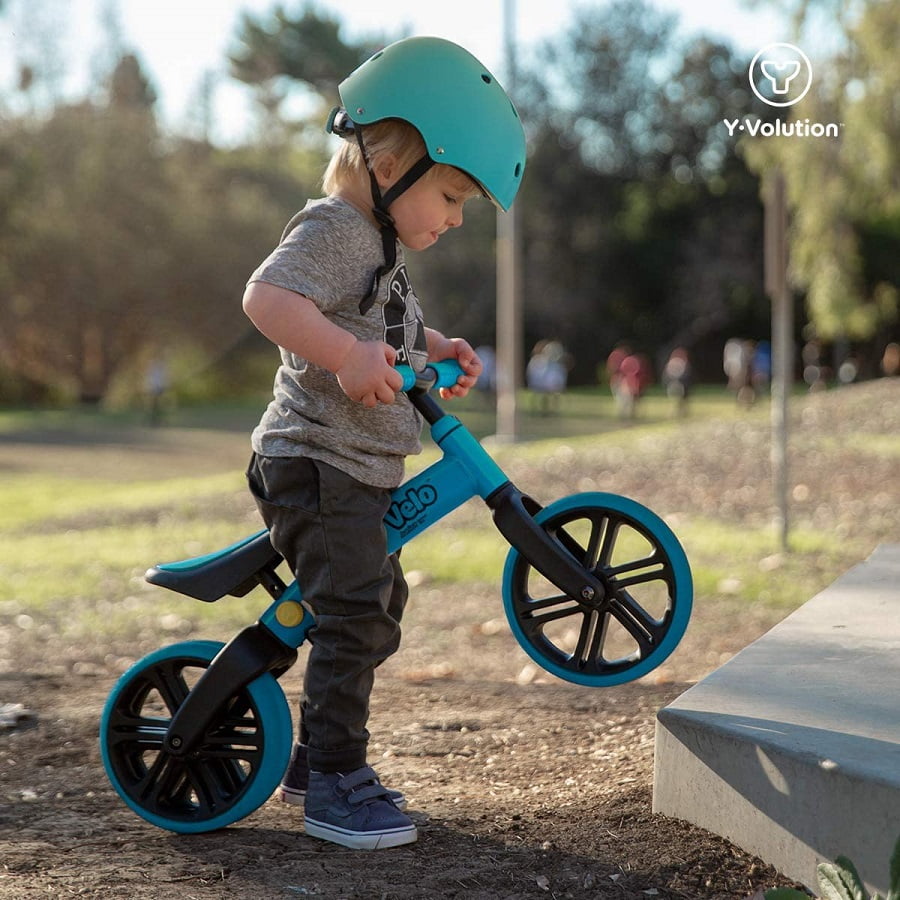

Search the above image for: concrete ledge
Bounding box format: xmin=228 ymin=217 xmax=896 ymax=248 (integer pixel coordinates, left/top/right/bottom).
xmin=653 ymin=544 xmax=900 ymax=896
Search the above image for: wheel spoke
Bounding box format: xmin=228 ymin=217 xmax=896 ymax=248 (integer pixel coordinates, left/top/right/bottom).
xmin=202 ymin=719 xmax=264 ymax=756
xmin=184 ymin=758 xmax=244 ymax=814
xmin=596 ymin=517 xmax=618 ymax=568
xmin=574 ymin=510 xmax=609 ymax=569
xmin=108 ymin=713 xmax=169 ymax=749
xmin=139 ymin=751 xmax=186 ymax=809
xmin=608 ymin=589 xmax=667 ymax=655
xmin=184 ymin=761 xmax=218 ymax=814
xmin=589 ymin=611 xmax=612 ymax=666
xmin=606 ymin=551 xmax=665 ymax=588
xmin=574 ymin=610 xmax=642 ymax=673
xmin=553 ymin=511 xmax=610 ymax=570
xmin=147 ymin=661 xmax=192 ymax=715
xmin=521 ymin=597 xmax=583 ymax=633
xmin=520 ymin=577 xmax=582 ymax=618
xmin=572 ymin=610 xmax=607 ymax=668
xmin=613 ymin=566 xmax=666 ymax=590
xmin=522 ymin=591 xmax=573 ymax=612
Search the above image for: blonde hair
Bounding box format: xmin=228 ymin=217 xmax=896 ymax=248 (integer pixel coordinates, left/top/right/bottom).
xmin=323 ymin=118 xmax=481 ymax=199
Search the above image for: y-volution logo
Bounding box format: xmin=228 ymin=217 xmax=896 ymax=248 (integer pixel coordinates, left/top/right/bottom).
xmin=724 ymin=117 xmax=842 ymax=138
xmin=749 ymin=43 xmax=812 ymax=107
xmin=722 ymin=42 xmax=843 ymax=140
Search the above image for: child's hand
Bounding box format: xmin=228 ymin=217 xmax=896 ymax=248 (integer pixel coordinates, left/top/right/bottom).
xmin=336 ymin=340 xmax=402 ymax=407
xmin=436 ymin=339 xmax=482 ymax=400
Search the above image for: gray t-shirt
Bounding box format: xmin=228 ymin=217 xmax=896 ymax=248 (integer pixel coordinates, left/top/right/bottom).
xmin=248 ymin=197 xmax=429 ymax=488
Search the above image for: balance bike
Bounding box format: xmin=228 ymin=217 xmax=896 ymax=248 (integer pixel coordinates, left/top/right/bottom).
xmin=100 ymin=360 xmax=692 ymax=833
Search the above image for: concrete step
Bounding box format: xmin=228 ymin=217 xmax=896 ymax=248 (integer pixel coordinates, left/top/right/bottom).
xmin=653 ymin=543 xmax=900 ymax=896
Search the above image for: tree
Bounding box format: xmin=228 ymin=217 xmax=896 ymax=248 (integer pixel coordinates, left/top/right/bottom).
xmin=0 ymin=50 xmax=312 ymax=404
xmin=229 ymin=4 xmax=392 ymax=139
xmin=108 ymin=52 xmax=157 ymax=109
xmin=743 ymin=0 xmax=900 ymax=348
xmin=0 ymin=74 xmax=170 ymax=402
xmin=509 ymin=3 xmax=769 ymax=382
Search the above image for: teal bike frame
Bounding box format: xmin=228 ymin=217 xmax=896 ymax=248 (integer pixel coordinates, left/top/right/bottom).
xmin=140 ymin=360 xmax=690 ymax=760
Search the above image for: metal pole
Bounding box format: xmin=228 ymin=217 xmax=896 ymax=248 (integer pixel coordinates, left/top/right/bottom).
xmin=495 ymin=0 xmax=521 ymax=441
xmin=764 ymin=170 xmax=792 ymax=552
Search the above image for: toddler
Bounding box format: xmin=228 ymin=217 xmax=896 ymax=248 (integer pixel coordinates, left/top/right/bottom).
xmin=243 ymin=36 xmax=525 ymax=850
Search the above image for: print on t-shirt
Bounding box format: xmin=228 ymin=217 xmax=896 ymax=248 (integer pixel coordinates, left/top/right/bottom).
xmin=382 ymin=264 xmax=427 ymax=369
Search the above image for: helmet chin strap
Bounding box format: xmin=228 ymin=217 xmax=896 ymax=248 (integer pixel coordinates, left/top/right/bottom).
xmin=354 ymin=126 xmax=434 ymax=313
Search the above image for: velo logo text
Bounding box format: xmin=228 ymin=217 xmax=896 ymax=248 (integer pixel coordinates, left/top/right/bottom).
xmin=385 ymin=484 xmax=438 ymax=531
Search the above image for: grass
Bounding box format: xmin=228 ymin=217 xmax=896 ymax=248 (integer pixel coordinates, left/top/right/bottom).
xmin=674 ymin=517 xmax=856 ymax=610
xmin=0 ymin=471 xmax=244 ymax=530
xmin=397 ymin=484 xmax=858 ymax=624
xmin=0 ymin=383 xmax=887 ymax=649
xmin=442 ymin=384 xmax=757 ymax=441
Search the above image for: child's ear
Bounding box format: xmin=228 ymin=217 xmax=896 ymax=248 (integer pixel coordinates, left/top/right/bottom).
xmin=373 ymin=153 xmax=398 ymax=189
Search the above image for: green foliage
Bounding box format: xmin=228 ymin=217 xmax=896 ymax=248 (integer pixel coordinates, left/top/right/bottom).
xmin=744 ymin=1 xmax=900 ymax=342
xmin=0 ymin=55 xmax=315 ymax=406
xmin=227 ymin=4 xmax=393 ymax=139
xmin=2 ymin=2 xmax=898 ymax=404
xmin=0 ymin=95 xmax=170 ymax=402
xmin=764 ymin=834 xmax=900 ymax=900
xmin=220 ymin=1 xmax=778 ymax=385
xmin=505 ymin=3 xmax=770 ymax=382
xmin=229 ymin=5 xmax=383 ymax=100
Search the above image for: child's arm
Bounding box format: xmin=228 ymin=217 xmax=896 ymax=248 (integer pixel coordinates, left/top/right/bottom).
xmin=243 ymin=281 xmax=402 ymax=408
xmin=425 ymin=328 xmax=483 ymax=399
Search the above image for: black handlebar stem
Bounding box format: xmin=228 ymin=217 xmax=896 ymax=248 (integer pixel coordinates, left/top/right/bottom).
xmin=408 ymin=388 xmax=446 ymax=425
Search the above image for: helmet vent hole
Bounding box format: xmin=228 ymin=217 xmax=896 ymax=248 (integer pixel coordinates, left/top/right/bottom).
xmin=481 ymin=74 xmax=492 ymax=84
xmin=514 ymin=163 xmax=522 ymax=177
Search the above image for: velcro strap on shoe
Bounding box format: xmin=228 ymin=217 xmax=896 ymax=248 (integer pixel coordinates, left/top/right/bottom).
xmin=346 ymin=783 xmax=390 ymax=807
xmin=336 ymin=766 xmax=390 ymax=806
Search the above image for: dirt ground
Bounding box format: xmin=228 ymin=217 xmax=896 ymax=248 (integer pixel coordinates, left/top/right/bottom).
xmin=1 ymin=655 xmax=803 ymax=900
xmin=2 ymin=379 xmax=897 ymax=899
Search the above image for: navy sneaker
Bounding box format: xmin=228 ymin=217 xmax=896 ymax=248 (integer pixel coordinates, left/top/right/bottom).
xmin=304 ymin=766 xmax=417 ymax=850
xmin=279 ymin=744 xmax=407 ymax=811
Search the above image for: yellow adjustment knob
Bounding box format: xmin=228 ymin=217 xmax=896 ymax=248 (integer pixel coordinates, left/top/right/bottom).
xmin=275 ymin=601 xmax=305 ymax=628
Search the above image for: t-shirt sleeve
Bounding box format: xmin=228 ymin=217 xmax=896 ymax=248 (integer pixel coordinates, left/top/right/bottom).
xmin=247 ymin=203 xmax=374 ymax=314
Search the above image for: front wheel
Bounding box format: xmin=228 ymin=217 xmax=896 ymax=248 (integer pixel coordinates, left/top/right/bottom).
xmin=99 ymin=640 xmax=292 ymax=833
xmin=502 ymin=493 xmax=692 ymax=687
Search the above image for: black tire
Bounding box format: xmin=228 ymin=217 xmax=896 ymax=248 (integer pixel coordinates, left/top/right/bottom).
xmin=100 ymin=640 xmax=292 ymax=833
xmin=503 ymin=493 xmax=692 ymax=686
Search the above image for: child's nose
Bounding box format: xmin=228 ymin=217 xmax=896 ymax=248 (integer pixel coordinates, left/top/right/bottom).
xmin=447 ymin=207 xmax=463 ymax=228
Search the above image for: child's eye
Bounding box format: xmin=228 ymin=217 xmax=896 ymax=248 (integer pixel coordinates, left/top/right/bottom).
xmin=444 ymin=194 xmax=459 ymax=204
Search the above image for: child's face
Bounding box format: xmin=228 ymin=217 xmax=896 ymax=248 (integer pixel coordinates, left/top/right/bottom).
xmin=380 ymin=167 xmax=474 ymax=251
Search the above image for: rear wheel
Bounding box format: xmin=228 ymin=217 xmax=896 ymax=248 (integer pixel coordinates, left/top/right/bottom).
xmin=503 ymin=493 xmax=692 ymax=686
xmin=100 ymin=640 xmax=292 ymax=833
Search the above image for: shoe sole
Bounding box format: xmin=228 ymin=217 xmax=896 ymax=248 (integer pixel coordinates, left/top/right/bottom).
xmin=279 ymin=786 xmax=408 ymax=812
xmin=279 ymin=785 xmax=306 ymax=806
xmin=304 ymin=816 xmax=417 ymax=850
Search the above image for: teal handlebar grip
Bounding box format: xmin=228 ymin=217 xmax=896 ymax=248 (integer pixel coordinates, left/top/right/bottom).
xmin=396 ymin=361 xmax=465 ymax=392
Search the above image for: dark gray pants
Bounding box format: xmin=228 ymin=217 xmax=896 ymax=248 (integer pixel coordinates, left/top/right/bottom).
xmin=247 ymin=453 xmax=407 ymax=773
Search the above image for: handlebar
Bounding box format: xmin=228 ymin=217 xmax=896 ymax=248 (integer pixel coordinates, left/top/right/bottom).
xmin=396 ymin=360 xmax=465 ymax=393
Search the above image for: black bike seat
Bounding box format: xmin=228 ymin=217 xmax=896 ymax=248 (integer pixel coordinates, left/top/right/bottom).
xmin=145 ymin=529 xmax=283 ymax=602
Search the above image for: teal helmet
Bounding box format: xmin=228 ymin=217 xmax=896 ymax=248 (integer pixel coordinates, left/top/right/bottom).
xmin=335 ymin=36 xmax=526 ymax=211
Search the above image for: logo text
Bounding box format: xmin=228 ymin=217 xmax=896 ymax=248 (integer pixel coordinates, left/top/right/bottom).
xmin=385 ymin=485 xmax=438 ymax=530
xmin=723 ymin=117 xmax=843 ymax=139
